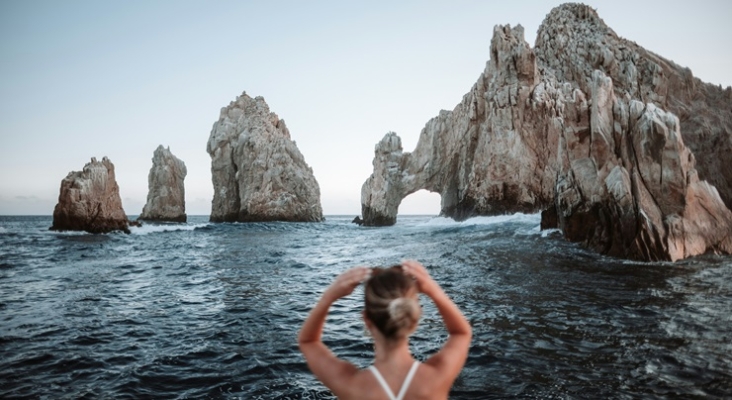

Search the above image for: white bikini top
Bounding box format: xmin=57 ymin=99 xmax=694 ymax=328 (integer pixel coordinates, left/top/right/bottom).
xmin=368 ymin=361 xmax=420 ymax=400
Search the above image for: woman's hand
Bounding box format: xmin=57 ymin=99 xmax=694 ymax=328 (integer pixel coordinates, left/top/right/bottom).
xmin=299 ymin=266 xmax=368 ymax=394
xmin=324 ymin=266 xmax=371 ymax=300
xmin=401 ymin=259 xmax=472 ymax=383
xmin=401 ymin=259 xmax=440 ymax=296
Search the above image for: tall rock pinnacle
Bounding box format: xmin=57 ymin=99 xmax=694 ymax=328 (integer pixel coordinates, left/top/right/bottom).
xmin=139 ymin=145 xmax=187 ymax=222
xmin=206 ymin=92 xmax=323 ymax=222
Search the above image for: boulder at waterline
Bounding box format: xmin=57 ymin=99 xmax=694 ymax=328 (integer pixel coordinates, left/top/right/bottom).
xmin=50 ymin=157 xmax=130 ymax=234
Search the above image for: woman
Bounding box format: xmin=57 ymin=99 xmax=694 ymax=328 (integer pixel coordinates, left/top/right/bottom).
xmin=298 ymin=259 xmax=472 ymax=399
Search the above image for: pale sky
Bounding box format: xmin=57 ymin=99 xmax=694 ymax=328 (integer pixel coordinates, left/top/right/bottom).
xmin=1 ymin=0 xmax=730 ymax=216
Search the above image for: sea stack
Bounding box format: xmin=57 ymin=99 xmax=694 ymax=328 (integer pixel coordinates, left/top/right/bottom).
xmin=360 ymin=3 xmax=732 ymax=261
xmin=51 ymin=157 xmax=130 ymax=234
xmin=206 ymin=91 xmax=323 ymax=222
xmin=139 ymin=145 xmax=187 ymax=222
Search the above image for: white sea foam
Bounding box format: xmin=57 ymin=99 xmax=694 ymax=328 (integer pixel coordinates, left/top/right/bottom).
xmin=419 ymin=212 xmax=542 ymax=228
xmin=130 ymin=223 xmax=209 ymax=235
xmin=540 ymin=228 xmax=561 ymax=237
xmin=49 ymin=230 xmax=89 ymax=236
xmin=0 ymin=227 xmax=7 ymax=234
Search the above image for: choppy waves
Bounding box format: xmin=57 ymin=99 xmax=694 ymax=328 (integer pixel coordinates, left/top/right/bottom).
xmin=0 ymin=215 xmax=731 ymax=398
xmin=130 ymin=222 xmax=211 ymax=235
xmin=418 ymin=212 xmax=541 ymax=228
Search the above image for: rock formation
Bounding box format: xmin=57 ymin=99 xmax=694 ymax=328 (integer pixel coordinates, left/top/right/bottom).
xmin=51 ymin=157 xmax=131 ymax=234
xmin=361 ymin=3 xmax=732 ymax=261
xmin=206 ymin=92 xmax=323 ymax=222
xmin=139 ymin=145 xmax=187 ymax=222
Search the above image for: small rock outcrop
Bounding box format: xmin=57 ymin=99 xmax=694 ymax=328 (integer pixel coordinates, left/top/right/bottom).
xmin=139 ymin=145 xmax=187 ymax=222
xmin=206 ymin=92 xmax=323 ymax=222
xmin=361 ymin=3 xmax=732 ymax=261
xmin=51 ymin=157 xmax=130 ymax=234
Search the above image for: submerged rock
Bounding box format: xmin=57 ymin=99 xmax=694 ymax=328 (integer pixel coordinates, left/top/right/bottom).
xmin=139 ymin=145 xmax=187 ymax=222
xmin=51 ymin=157 xmax=130 ymax=234
xmin=361 ymin=3 xmax=732 ymax=261
xmin=206 ymin=92 xmax=323 ymax=222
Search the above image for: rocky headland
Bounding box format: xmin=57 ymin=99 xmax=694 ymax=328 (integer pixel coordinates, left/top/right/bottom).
xmin=361 ymin=3 xmax=732 ymax=261
xmin=139 ymin=145 xmax=187 ymax=222
xmin=51 ymin=157 xmax=131 ymax=234
xmin=206 ymin=92 xmax=323 ymax=222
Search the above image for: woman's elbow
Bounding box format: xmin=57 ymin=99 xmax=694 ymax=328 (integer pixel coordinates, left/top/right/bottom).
xmin=297 ymin=332 xmax=310 ymax=347
xmin=454 ymin=323 xmax=472 ymax=339
xmin=298 ymin=332 xmax=318 ymax=350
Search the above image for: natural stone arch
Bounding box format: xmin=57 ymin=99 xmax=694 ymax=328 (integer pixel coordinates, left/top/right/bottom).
xmin=360 ymin=129 xmax=487 ymax=226
xmin=361 ymin=24 xmax=558 ymax=227
xmin=360 ymin=3 xmax=732 ymax=261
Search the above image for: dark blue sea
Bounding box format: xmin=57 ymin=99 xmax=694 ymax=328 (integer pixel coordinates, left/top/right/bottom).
xmin=1 ymin=214 xmax=730 ymax=399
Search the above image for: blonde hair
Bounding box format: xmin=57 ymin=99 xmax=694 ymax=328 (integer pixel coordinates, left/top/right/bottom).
xmin=364 ymin=266 xmax=421 ymax=339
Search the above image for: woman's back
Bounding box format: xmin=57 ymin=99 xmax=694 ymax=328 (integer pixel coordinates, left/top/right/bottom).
xmin=339 ymin=363 xmax=450 ymax=400
xmin=298 ymin=260 xmax=471 ymax=399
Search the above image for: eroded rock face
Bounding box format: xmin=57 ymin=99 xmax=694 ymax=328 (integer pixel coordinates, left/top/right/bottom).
xmin=535 ymin=4 xmax=732 ymax=211
xmin=551 ymin=70 xmax=732 ymax=261
xmin=361 ymin=24 xmax=559 ymax=226
xmin=361 ymin=3 xmax=732 ymax=261
xmin=139 ymin=145 xmax=187 ymax=222
xmin=207 ymin=92 xmax=323 ymax=222
xmin=51 ymin=157 xmax=130 ymax=234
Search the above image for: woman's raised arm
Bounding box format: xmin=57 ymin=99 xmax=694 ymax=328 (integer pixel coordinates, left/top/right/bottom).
xmin=298 ymin=266 xmax=371 ymax=395
xmin=401 ymin=259 xmax=472 ymax=381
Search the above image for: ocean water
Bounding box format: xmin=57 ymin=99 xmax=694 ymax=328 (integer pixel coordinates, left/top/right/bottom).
xmin=0 ymin=214 xmax=730 ymax=399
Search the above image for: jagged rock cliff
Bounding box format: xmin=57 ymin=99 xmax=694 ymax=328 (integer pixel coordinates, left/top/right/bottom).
xmin=139 ymin=145 xmax=187 ymax=222
xmin=207 ymin=92 xmax=323 ymax=222
xmin=361 ymin=23 xmax=558 ymax=225
xmin=535 ymin=5 xmax=732 ymax=211
xmin=361 ymin=3 xmax=732 ymax=261
xmin=51 ymin=157 xmax=130 ymax=234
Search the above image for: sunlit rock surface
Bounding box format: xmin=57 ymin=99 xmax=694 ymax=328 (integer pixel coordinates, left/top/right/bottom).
xmin=207 ymin=92 xmax=323 ymax=222
xmin=51 ymin=157 xmax=130 ymax=234
xmin=139 ymin=145 xmax=187 ymax=222
xmin=361 ymin=3 xmax=732 ymax=261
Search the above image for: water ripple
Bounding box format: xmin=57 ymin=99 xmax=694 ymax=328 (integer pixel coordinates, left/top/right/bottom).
xmin=0 ymin=215 xmax=730 ymax=398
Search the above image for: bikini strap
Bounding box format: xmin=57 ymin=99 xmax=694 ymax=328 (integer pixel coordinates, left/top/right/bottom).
xmin=368 ymin=365 xmax=396 ymax=400
xmin=395 ymin=361 xmax=420 ymax=400
xmin=368 ymin=361 xmax=420 ymax=400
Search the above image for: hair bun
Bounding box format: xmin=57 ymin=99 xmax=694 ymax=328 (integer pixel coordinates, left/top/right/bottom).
xmin=387 ymin=297 xmax=420 ymax=332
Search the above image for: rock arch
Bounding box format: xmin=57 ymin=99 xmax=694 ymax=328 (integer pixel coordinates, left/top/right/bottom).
xmin=361 ymin=24 xmax=557 ymax=227
xmin=360 ymin=132 xmax=447 ymax=225
xmin=360 ymin=3 xmax=732 ymax=261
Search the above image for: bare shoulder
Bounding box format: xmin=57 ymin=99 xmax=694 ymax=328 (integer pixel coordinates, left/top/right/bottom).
xmin=330 ymin=369 xmax=381 ymax=400
xmin=408 ymin=363 xmax=452 ymax=398
xmin=423 ymin=333 xmax=471 ymax=381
